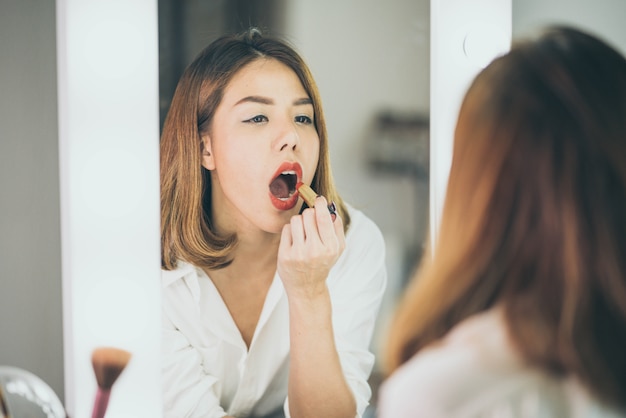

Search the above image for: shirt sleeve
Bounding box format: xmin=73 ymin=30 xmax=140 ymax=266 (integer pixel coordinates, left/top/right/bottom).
xmin=332 ymin=212 xmax=387 ymax=417
xmin=162 ymin=310 xmax=228 ymax=418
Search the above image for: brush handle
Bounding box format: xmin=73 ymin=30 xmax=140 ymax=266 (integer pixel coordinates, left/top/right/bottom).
xmin=91 ymin=388 xmax=111 ymax=418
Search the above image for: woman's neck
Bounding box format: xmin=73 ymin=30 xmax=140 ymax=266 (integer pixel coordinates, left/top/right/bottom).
xmin=211 ymin=227 xmax=281 ymax=283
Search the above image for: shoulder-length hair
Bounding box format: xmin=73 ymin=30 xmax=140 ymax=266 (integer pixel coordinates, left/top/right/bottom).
xmin=161 ymin=28 xmax=350 ymax=271
xmin=385 ymin=26 xmax=626 ymax=408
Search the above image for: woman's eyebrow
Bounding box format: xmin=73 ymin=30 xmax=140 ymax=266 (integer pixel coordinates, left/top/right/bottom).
xmin=234 ymin=96 xmax=312 ymax=107
xmin=293 ymin=97 xmax=312 ymax=106
xmin=235 ymin=95 xmax=273 ymax=106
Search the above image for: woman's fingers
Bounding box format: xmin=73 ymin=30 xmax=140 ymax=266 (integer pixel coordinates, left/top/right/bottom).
xmin=313 ymin=196 xmax=336 ymax=247
xmin=277 ymin=198 xmax=346 ymax=299
xmin=289 ymin=211 xmax=306 ymax=244
xmin=301 ymin=207 xmax=318 ymax=241
xmin=280 ymin=196 xmax=344 ymax=257
xmin=279 ymin=222 xmax=293 ymax=252
xmin=332 ymin=211 xmax=346 ymax=252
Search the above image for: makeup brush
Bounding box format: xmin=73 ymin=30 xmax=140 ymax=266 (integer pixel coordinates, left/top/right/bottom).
xmin=91 ymin=347 xmax=131 ymax=418
xmin=296 ymin=182 xmax=337 ymax=221
xmin=0 ymin=387 xmax=9 ymax=418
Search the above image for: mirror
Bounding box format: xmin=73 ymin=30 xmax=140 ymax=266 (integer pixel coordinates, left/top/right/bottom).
xmin=157 ymin=1 xmax=431 ymax=411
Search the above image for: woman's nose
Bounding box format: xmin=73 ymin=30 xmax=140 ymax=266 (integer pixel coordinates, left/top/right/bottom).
xmin=275 ymin=120 xmax=299 ymax=152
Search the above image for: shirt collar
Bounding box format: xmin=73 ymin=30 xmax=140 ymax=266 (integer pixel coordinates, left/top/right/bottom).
xmin=162 ymin=260 xmax=196 ymax=288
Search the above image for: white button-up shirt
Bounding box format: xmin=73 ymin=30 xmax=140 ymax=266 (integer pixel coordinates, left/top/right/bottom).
xmin=162 ymin=207 xmax=387 ymax=418
xmin=378 ymin=308 xmax=626 ymax=418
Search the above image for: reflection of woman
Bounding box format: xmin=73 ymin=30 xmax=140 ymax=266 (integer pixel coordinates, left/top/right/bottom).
xmin=160 ymin=29 xmax=386 ymax=418
xmin=380 ymin=26 xmax=626 ymax=417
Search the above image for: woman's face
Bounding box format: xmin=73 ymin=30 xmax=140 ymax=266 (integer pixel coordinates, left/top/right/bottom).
xmin=202 ymin=58 xmax=320 ymax=235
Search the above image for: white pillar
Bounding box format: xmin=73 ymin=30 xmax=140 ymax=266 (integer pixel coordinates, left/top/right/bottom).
xmin=56 ymin=1 xmax=162 ymax=416
xmin=429 ymin=0 xmax=511 ymax=249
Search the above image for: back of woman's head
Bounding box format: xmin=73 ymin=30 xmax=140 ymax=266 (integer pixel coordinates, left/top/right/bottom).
xmin=386 ymin=26 xmax=626 ymax=407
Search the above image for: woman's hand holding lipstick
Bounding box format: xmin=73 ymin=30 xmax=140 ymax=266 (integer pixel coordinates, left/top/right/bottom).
xmin=296 ymin=182 xmax=337 ymax=222
xmin=277 ymin=191 xmax=345 ymax=301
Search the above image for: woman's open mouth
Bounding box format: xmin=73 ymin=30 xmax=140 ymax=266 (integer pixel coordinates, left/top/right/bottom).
xmin=269 ymin=162 xmax=302 ymax=210
xmin=270 ymin=171 xmax=297 ymax=200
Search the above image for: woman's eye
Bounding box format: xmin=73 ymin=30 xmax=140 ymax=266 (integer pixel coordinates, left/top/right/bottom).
xmin=245 ymin=115 xmax=268 ymax=124
xmin=295 ymin=115 xmax=313 ymax=124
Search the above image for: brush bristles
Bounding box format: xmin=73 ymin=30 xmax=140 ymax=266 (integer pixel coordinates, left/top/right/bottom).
xmin=91 ymin=347 xmax=132 ymax=390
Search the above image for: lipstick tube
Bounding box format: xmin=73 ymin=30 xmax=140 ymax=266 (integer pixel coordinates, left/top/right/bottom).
xmin=296 ymin=182 xmax=337 ymax=220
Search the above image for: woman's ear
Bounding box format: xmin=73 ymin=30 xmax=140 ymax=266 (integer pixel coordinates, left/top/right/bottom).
xmin=201 ymin=135 xmax=215 ymax=170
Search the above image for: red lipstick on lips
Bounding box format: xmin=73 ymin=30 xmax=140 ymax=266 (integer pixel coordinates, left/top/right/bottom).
xmin=269 ymin=162 xmax=302 ymax=211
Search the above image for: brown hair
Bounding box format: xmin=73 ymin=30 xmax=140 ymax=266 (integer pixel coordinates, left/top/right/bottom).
xmin=385 ymin=26 xmax=626 ymax=407
xmin=160 ymin=28 xmax=350 ymax=271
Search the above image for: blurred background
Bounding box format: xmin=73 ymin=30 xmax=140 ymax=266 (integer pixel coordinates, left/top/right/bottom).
xmin=1 ymin=0 xmax=625 ymax=414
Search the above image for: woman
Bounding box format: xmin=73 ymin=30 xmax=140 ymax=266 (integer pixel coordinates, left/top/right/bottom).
xmin=380 ymin=26 xmax=626 ymax=417
xmin=160 ymin=28 xmax=387 ymax=418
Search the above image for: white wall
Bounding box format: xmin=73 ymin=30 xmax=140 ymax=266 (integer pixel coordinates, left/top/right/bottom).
xmin=430 ymin=0 xmax=511 ymax=251
xmin=513 ymin=0 xmax=626 ymax=54
xmin=0 ymin=0 xmax=64 ymax=400
xmin=284 ymin=0 xmax=430 ymax=250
